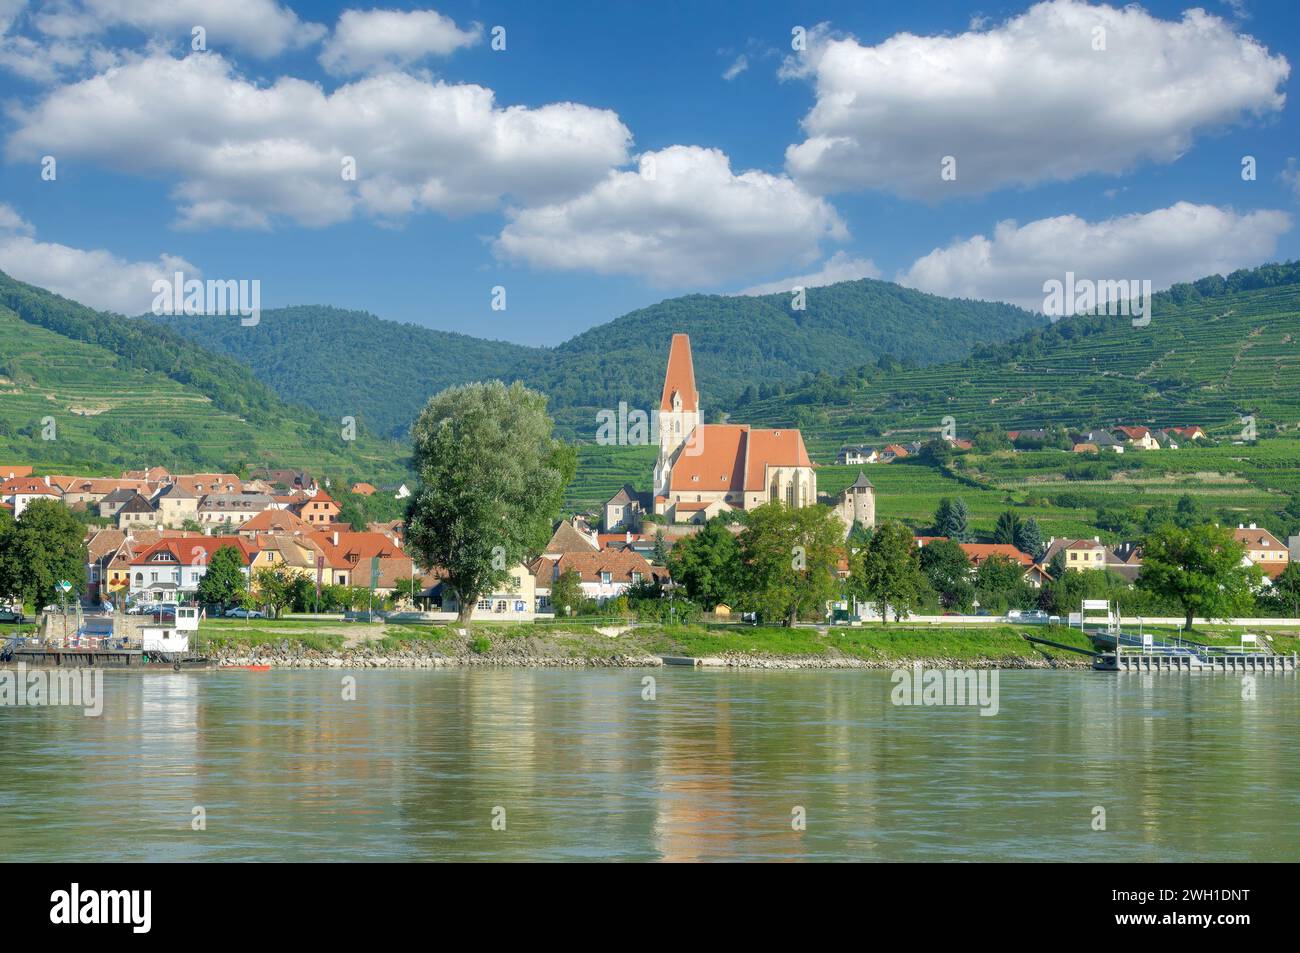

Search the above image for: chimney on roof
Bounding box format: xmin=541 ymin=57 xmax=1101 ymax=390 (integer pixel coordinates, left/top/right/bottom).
xmin=626 ymin=531 xmax=632 ymax=544
xmin=1094 ymin=536 xmax=1100 ymax=543
xmin=332 ymin=531 xmax=339 ymax=546
xmin=1249 ymin=522 xmax=1257 ymax=530
xmin=43 ymin=475 xmax=50 ymax=487
xmin=1239 ymin=523 xmax=1245 ymax=529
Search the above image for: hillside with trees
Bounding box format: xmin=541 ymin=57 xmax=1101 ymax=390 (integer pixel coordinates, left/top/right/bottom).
xmin=148 ymin=279 xmax=1044 ymax=439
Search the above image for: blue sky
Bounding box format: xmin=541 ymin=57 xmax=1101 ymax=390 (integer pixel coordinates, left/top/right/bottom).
xmin=0 ymin=0 xmax=1297 ymax=345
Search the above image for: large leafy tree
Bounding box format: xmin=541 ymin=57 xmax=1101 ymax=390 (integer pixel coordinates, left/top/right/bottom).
xmin=918 ymin=538 xmax=973 ymax=610
xmin=736 ymin=503 xmax=843 ymax=626
xmin=853 ymin=520 xmax=926 ymax=623
xmin=668 ymin=518 xmax=740 ymax=610
xmin=195 ymin=545 xmax=248 ymax=606
xmin=253 ymin=565 xmax=296 ymax=619
xmin=405 ymin=381 xmax=575 ymax=623
xmin=1137 ymin=523 xmax=1259 ymax=631
xmin=4 ymin=499 xmax=86 ymax=609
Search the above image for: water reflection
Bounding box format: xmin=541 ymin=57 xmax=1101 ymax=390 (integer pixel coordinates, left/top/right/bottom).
xmin=0 ymin=669 xmax=1296 ymax=861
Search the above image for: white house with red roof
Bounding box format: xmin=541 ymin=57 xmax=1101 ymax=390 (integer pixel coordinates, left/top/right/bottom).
xmin=129 ymin=536 xmax=254 ymax=599
xmin=652 ymin=334 xmax=816 ymax=522
xmin=0 ymin=475 xmax=61 ymax=517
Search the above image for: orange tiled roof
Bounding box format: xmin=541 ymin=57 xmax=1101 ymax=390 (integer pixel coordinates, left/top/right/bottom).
xmin=238 ymin=508 xmax=312 ymax=535
xmin=958 ymin=543 xmax=1035 ymax=567
xmin=131 ymin=536 xmax=254 ymax=567
xmin=669 ymin=423 xmax=812 ymax=493
xmin=0 ymin=477 xmax=59 ymax=495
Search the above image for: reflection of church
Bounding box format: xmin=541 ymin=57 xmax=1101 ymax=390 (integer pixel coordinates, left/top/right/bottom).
xmin=652 ymin=334 xmax=819 ymax=524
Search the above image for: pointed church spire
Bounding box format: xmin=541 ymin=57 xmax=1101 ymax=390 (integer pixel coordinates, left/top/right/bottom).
xmin=659 ymin=333 xmax=699 ymax=413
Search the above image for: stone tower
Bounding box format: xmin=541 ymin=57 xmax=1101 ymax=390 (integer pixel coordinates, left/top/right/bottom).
xmin=654 ymin=333 xmax=700 ymax=496
xmin=836 ymin=470 xmax=876 ymax=535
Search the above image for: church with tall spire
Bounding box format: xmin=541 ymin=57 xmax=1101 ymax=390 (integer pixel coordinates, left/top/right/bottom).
xmin=651 ymin=333 xmax=818 ymax=523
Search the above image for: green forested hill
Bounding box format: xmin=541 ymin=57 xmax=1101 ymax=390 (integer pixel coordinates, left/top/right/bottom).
xmin=739 ymin=262 xmax=1300 ymax=458
xmin=148 ymin=304 xmax=539 ymax=440
xmin=147 ymin=280 xmax=1044 ymax=439
xmin=0 ymin=272 xmax=407 ymax=482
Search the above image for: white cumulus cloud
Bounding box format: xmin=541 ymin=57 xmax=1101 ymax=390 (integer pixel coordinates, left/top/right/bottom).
xmin=494 ymin=145 xmax=848 ymax=287
xmin=897 ymin=202 xmax=1293 ymax=310
xmin=320 ymin=8 xmax=481 ymax=75
xmin=784 ymin=0 xmax=1289 ymax=198
xmin=736 ymin=251 xmax=880 ymax=296
xmin=5 ymin=52 xmax=632 ymax=229
xmin=31 ymin=0 xmax=324 ymax=58
xmin=0 ymin=203 xmax=199 ymax=314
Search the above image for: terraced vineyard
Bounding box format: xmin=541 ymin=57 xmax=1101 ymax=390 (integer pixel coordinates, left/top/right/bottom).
xmin=745 ymin=278 xmax=1300 ymax=453
xmin=0 ymin=303 xmax=406 ymax=482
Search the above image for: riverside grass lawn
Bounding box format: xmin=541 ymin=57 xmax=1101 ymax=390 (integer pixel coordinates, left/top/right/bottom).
xmin=565 ymin=436 xmax=1300 ymax=541
xmin=188 ymin=616 xmax=1300 ymax=664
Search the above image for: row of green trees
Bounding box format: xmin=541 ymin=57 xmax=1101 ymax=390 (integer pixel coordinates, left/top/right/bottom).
xmin=665 ymin=507 xmax=1290 ymax=630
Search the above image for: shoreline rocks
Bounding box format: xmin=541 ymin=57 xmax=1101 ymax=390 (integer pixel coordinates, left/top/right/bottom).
xmin=208 ymin=646 xmax=1090 ymax=671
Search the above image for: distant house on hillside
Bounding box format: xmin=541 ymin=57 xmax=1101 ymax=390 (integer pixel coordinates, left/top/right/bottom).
xmin=1074 ymin=430 xmax=1122 ymax=452
xmin=837 ymin=445 xmax=878 ymax=465
xmin=1113 ymin=426 xmax=1158 ymax=450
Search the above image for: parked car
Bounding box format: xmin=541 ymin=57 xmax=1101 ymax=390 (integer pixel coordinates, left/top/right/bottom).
xmin=0 ymin=608 xmax=26 ymax=623
xmin=1017 ymin=610 xmax=1053 ymax=625
xmin=224 ymin=607 xmax=265 ymax=619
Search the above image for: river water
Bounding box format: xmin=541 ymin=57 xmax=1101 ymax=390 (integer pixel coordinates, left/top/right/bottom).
xmin=1 ymin=668 xmax=1296 ymax=861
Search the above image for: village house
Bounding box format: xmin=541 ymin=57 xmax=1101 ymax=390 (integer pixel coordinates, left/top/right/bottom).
xmin=198 ymin=493 xmax=274 ymax=530
xmin=603 ymin=484 xmax=648 ymax=531
xmin=1074 ymin=430 xmax=1122 ymax=453
xmin=539 ymin=519 xmax=601 ymax=560
xmin=434 ymin=565 xmax=538 ymax=621
xmin=652 ymin=334 xmax=816 ymax=524
xmin=0 ymin=475 xmax=61 ymax=516
xmin=128 ymin=536 xmax=254 ymax=601
xmin=1042 ymin=537 xmax=1144 ymax=581
xmin=236 ymin=508 xmax=313 ymax=538
xmin=310 ymin=529 xmax=412 ymax=587
xmin=151 ymin=483 xmax=200 ymax=528
xmin=837 ymin=445 xmax=878 ymax=465
xmin=532 ymin=549 xmax=665 ymax=607
xmin=1113 ymin=426 xmax=1159 ymax=450
xmin=291 ymin=490 xmax=341 ymax=526
xmin=116 ymin=492 xmax=160 ymax=530
xmin=1233 ymin=523 xmax=1290 ymax=581
xmin=957 ymin=544 xmax=1052 ymax=588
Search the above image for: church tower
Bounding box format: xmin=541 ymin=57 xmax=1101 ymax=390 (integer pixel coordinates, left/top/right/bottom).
xmin=654 ymin=333 xmax=700 ymax=497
